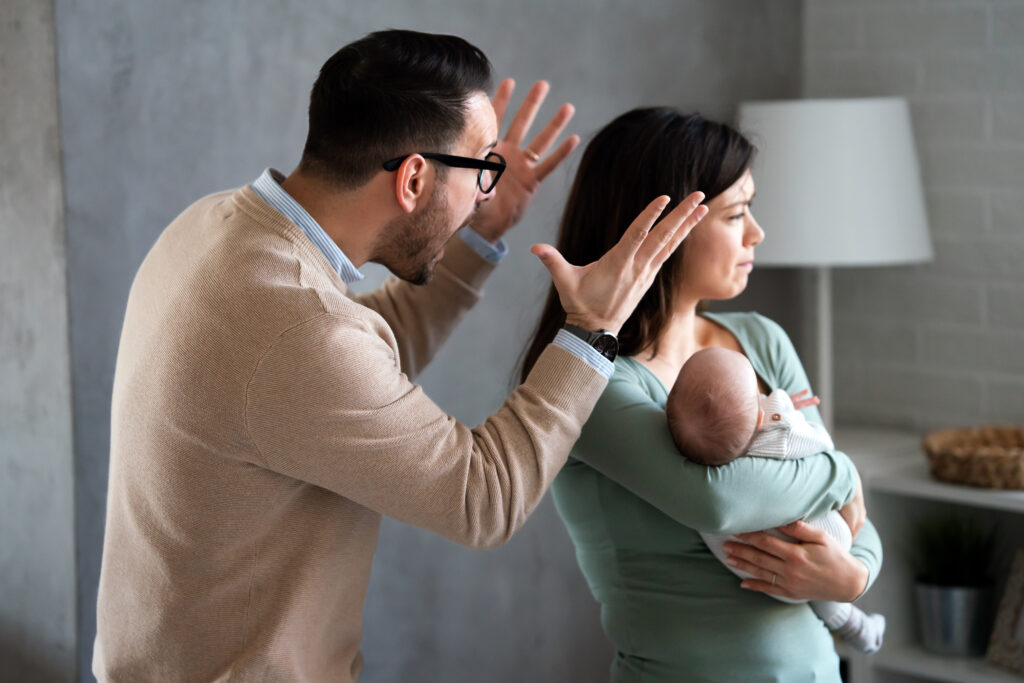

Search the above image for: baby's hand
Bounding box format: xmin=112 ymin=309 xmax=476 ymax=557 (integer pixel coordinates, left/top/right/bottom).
xmin=790 ymin=388 xmax=820 ymax=410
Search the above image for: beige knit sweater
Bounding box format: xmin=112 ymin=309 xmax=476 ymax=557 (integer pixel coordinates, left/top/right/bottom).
xmin=93 ymin=186 xmax=608 ymax=682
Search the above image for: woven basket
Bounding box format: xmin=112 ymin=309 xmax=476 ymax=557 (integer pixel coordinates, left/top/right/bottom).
xmin=922 ymin=425 xmax=1024 ymax=490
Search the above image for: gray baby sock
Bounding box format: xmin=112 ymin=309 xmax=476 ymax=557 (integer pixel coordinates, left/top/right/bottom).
xmin=834 ymin=607 xmax=886 ymax=654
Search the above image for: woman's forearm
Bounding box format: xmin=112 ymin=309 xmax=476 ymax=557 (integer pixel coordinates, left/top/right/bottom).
xmin=850 ymin=518 xmax=883 ymax=597
xmin=573 ymin=377 xmax=859 ymax=533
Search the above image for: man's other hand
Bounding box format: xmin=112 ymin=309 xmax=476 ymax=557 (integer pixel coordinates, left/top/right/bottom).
xmin=470 ymin=79 xmax=579 ymax=242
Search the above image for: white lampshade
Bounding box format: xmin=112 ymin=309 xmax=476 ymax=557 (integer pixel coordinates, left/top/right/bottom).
xmin=737 ymin=97 xmax=932 ymax=266
xmin=736 ymin=97 xmax=933 ymax=430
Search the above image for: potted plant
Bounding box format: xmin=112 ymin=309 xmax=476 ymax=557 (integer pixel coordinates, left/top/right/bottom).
xmin=910 ymin=513 xmax=998 ymax=656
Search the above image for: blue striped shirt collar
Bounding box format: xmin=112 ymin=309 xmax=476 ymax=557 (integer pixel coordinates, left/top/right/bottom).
xmin=250 ymin=168 xmax=364 ymax=284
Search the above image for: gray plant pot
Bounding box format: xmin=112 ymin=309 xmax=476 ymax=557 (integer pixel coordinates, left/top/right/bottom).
xmin=915 ymin=583 xmax=995 ymax=657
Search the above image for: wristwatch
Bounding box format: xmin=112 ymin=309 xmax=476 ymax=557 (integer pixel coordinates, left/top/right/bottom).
xmin=563 ymin=323 xmax=619 ymax=363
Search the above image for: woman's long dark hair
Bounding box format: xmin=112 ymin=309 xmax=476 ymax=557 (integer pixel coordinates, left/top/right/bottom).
xmin=519 ymin=107 xmax=755 ymax=383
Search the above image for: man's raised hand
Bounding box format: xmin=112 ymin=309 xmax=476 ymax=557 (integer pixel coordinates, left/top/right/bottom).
xmin=531 ymin=192 xmax=708 ymax=334
xmin=471 ymin=79 xmax=579 ymax=242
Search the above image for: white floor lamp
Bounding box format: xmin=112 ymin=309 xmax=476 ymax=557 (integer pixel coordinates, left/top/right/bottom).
xmin=737 ymin=98 xmax=933 ymax=431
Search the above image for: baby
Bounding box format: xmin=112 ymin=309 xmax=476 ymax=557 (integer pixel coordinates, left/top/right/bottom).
xmin=666 ymin=347 xmax=885 ymax=655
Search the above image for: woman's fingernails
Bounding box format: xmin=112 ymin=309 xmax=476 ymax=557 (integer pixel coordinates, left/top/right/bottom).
xmin=726 ymin=558 xmax=738 ymax=567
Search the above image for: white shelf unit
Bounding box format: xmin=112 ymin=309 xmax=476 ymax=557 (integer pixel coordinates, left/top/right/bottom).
xmin=873 ymin=645 xmax=1021 ymax=683
xmin=871 ymin=461 xmax=1024 ymax=515
xmin=836 ymin=426 xmax=1024 ymax=683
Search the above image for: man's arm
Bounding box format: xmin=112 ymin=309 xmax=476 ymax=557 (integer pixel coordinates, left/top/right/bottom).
xmin=351 ymin=237 xmax=495 ymax=381
xmin=245 ymin=314 xmax=607 ymax=549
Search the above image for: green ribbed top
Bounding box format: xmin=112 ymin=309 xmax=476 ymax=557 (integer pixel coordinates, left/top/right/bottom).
xmin=553 ymin=312 xmax=882 ymax=682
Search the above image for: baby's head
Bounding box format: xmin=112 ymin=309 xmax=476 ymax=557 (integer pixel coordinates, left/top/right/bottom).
xmin=666 ymin=348 xmax=761 ymax=467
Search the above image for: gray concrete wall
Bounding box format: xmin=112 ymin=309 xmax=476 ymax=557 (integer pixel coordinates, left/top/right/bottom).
xmin=804 ymin=0 xmax=1024 ymax=431
xmin=0 ymin=1 xmax=77 ymax=680
xmin=52 ymin=1 xmax=801 ymax=680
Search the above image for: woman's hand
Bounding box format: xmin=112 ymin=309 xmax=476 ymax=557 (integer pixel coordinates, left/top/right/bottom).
xmin=722 ymin=521 xmax=869 ymax=602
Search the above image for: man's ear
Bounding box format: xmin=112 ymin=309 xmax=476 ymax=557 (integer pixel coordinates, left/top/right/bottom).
xmin=393 ymin=155 xmax=430 ymax=214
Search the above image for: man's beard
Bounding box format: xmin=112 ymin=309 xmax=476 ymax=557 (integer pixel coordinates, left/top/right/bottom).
xmin=378 ymin=184 xmax=465 ymax=285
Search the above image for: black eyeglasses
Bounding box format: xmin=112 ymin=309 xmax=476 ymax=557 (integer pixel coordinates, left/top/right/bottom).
xmin=382 ymin=152 xmax=507 ymax=194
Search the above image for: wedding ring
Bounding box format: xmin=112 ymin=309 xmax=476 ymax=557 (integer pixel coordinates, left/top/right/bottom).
xmin=523 ymin=148 xmax=540 ymax=162
xmin=771 ymin=573 xmax=777 ymax=586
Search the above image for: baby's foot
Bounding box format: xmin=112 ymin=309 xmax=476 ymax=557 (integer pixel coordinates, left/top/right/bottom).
xmin=835 ymin=610 xmax=886 ymax=655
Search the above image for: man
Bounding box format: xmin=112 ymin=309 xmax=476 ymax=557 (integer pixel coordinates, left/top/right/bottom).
xmin=94 ymin=30 xmax=707 ymax=681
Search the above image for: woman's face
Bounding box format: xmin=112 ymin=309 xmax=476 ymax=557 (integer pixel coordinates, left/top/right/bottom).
xmin=679 ymin=169 xmax=764 ymax=302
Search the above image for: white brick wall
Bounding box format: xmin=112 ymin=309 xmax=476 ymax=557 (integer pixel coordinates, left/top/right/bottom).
xmin=804 ymin=0 xmax=1024 ymax=430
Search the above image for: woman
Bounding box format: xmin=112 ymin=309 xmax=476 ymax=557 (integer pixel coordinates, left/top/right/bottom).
xmin=521 ymin=108 xmax=882 ymax=682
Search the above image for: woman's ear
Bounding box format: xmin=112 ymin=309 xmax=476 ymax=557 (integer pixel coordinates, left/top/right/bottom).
xmin=393 ymin=155 xmax=430 ymax=214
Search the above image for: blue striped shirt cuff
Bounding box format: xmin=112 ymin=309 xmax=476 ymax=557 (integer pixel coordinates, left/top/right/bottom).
xmin=552 ymin=329 xmax=615 ymax=379
xmin=251 ymin=168 xmax=365 ymax=284
xmin=457 ymin=227 xmax=509 ymax=263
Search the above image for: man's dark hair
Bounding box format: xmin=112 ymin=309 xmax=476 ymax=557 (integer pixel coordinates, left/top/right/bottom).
xmin=298 ymin=29 xmax=493 ymax=189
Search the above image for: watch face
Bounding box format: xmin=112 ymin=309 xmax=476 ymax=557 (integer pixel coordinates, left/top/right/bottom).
xmin=593 ymin=333 xmax=618 ymax=361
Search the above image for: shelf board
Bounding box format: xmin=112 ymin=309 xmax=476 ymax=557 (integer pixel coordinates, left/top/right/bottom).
xmin=870 ymin=460 xmax=1024 ymax=513
xmin=836 ymin=426 xmax=925 ymax=461
xmin=873 ymin=645 xmax=1021 ymax=683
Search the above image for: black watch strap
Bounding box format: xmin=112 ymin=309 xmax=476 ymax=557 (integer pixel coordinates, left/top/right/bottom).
xmin=562 ymin=323 xmax=619 ymax=363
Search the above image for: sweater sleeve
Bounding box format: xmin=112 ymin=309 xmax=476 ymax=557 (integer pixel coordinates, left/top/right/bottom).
xmin=572 ymin=368 xmax=858 ymax=535
xmin=851 ymin=518 xmax=883 ymax=598
xmin=350 ymin=236 xmax=495 ymax=381
xmin=244 ymin=312 xmax=607 ymax=550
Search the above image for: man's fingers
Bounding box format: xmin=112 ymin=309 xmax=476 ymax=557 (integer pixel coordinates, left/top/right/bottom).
xmin=530 ymin=243 xmax=573 ymax=286
xmin=636 ymin=191 xmax=705 ymax=265
xmin=653 ymin=202 xmax=707 ymax=266
xmin=534 ymin=134 xmax=580 ymax=183
xmin=491 ymin=79 xmax=515 ymax=130
xmin=525 ymin=103 xmax=575 ymax=160
xmin=612 ymin=196 xmax=672 ymax=261
xmin=504 ymin=80 xmax=549 ymax=146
